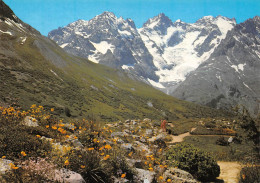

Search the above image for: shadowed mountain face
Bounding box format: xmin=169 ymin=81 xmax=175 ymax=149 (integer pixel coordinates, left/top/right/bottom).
xmin=0 ymin=0 xmax=230 ymax=121
xmin=172 ymin=16 xmax=260 ymax=117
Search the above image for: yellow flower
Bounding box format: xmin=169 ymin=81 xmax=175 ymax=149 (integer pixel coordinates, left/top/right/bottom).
xmin=21 ymin=151 xmax=27 ymax=157
xmin=51 ymin=108 xmax=54 ymax=112
xmin=93 ymin=138 xmax=97 ymax=143
xmin=80 ymin=165 xmax=86 ymax=169
xmin=144 ymin=161 xmax=148 ymax=165
xmin=52 ymin=126 xmax=57 ymax=130
xmin=148 ymin=167 xmax=154 ymax=171
xmin=105 ymin=144 xmax=112 ymax=150
xmin=242 ymin=174 xmax=246 ymax=180
xmin=159 ymin=165 xmax=164 ymax=169
xmin=74 ymin=136 xmax=78 ymax=139
xmin=121 ymin=173 xmax=126 ymax=178
xmin=103 ymin=155 xmax=110 ymax=160
xmin=9 ymin=163 xmax=19 ymax=170
xmin=158 ymin=176 xmax=163 ymax=180
xmin=149 ymin=163 xmax=153 ymax=167
xmin=64 ymin=160 xmax=69 ymax=166
xmin=36 ymin=135 xmax=41 ymax=138
xmin=100 ymin=152 xmax=105 ymax=156
xmin=167 ymin=179 xmax=172 ymax=182
xmin=46 ymin=125 xmax=49 ymax=128
xmin=128 ymin=152 xmax=133 ymax=157
xmin=88 ymin=147 xmax=94 ymax=151
xmin=2 ymin=156 xmax=6 ymax=159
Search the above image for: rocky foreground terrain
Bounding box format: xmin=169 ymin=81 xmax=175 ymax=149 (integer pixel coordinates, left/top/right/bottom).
xmin=1 ymin=104 xmax=257 ymax=183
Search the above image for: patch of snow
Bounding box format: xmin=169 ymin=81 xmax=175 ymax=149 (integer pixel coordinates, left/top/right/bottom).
xmin=148 ymin=79 xmax=165 ymax=89
xmin=216 ymin=75 xmax=222 ymax=82
xmin=231 ymin=65 xmax=239 ymax=72
xmin=0 ymin=30 xmax=13 ymax=36
xmin=231 ymin=63 xmax=246 ymax=72
xmin=243 ymin=82 xmax=253 ymax=92
xmin=91 ymin=41 xmax=115 ymax=54
xmin=214 ymin=17 xmax=234 ymax=37
xmin=122 ymin=64 xmax=134 ymax=70
xmin=20 ymin=37 xmax=27 ymax=44
xmin=238 ymin=63 xmax=246 ymax=71
xmin=60 ymin=43 xmax=69 ymax=48
xmin=118 ymin=30 xmax=132 ymax=38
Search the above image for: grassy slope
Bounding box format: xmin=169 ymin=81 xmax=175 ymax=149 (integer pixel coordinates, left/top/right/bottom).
xmin=0 ymin=22 xmax=233 ymax=122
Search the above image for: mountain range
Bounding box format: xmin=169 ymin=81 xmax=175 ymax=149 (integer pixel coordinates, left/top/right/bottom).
xmin=0 ymin=0 xmax=229 ymax=121
xmin=48 ymin=12 xmax=260 ymax=117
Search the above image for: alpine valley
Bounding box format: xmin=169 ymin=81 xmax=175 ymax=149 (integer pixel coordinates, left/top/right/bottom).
xmin=48 ymin=12 xmax=260 ymax=117
xmin=0 ymin=1 xmax=259 ymax=183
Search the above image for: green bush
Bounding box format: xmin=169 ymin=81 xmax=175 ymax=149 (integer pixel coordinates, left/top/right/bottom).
xmin=166 ymin=143 xmax=220 ymax=181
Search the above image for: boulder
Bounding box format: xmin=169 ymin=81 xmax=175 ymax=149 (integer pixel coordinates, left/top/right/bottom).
xmin=0 ymin=159 xmax=13 ymax=174
xmin=21 ymin=116 xmax=39 ymax=127
xmin=135 ymin=168 xmax=155 ymax=183
xmin=54 ymin=168 xmax=85 ymax=183
xmin=145 ymin=129 xmax=153 ymax=137
xmin=163 ymin=168 xmax=199 ymax=183
xmin=111 ymin=132 xmax=127 ymax=138
xmin=121 ymin=143 xmax=134 ymax=152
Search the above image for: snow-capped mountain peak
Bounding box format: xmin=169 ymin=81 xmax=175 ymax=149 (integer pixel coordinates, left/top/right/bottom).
xmin=139 ymin=14 xmax=236 ymax=91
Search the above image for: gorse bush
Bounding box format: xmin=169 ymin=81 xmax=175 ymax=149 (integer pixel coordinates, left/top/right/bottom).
xmin=166 ymin=143 xmax=220 ymax=181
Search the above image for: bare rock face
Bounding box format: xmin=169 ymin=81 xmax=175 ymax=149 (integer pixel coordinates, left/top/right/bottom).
xmin=163 ymin=168 xmax=199 ymax=183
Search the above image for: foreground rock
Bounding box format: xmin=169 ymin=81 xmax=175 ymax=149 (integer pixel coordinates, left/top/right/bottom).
xmin=21 ymin=116 xmax=39 ymax=127
xmin=163 ymin=168 xmax=199 ymax=183
xmin=0 ymin=159 xmax=13 ymax=174
xmin=54 ymin=168 xmax=86 ymax=183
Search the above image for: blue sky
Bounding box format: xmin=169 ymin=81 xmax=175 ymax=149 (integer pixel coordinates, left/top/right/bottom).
xmin=5 ymin=0 xmax=260 ymax=36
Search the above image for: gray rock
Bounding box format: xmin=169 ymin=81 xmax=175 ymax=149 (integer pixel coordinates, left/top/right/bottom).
xmin=0 ymin=159 xmax=13 ymax=174
xmin=135 ymin=168 xmax=155 ymax=183
xmin=145 ymin=129 xmax=153 ymax=137
xmin=21 ymin=116 xmax=39 ymax=127
xmin=54 ymin=168 xmax=85 ymax=183
xmin=121 ymin=143 xmax=134 ymax=152
xmin=111 ymin=132 xmax=127 ymax=138
xmin=163 ymin=168 xmax=199 ymax=183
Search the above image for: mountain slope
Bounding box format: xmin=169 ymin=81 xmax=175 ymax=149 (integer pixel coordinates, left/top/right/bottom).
xmin=0 ymin=1 xmax=231 ymax=121
xmin=139 ymin=14 xmax=236 ymax=92
xmin=172 ymin=16 xmax=260 ymax=117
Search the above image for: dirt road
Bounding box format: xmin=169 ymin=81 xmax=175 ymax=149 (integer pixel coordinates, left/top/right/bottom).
xmin=217 ymin=161 xmax=242 ymax=183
